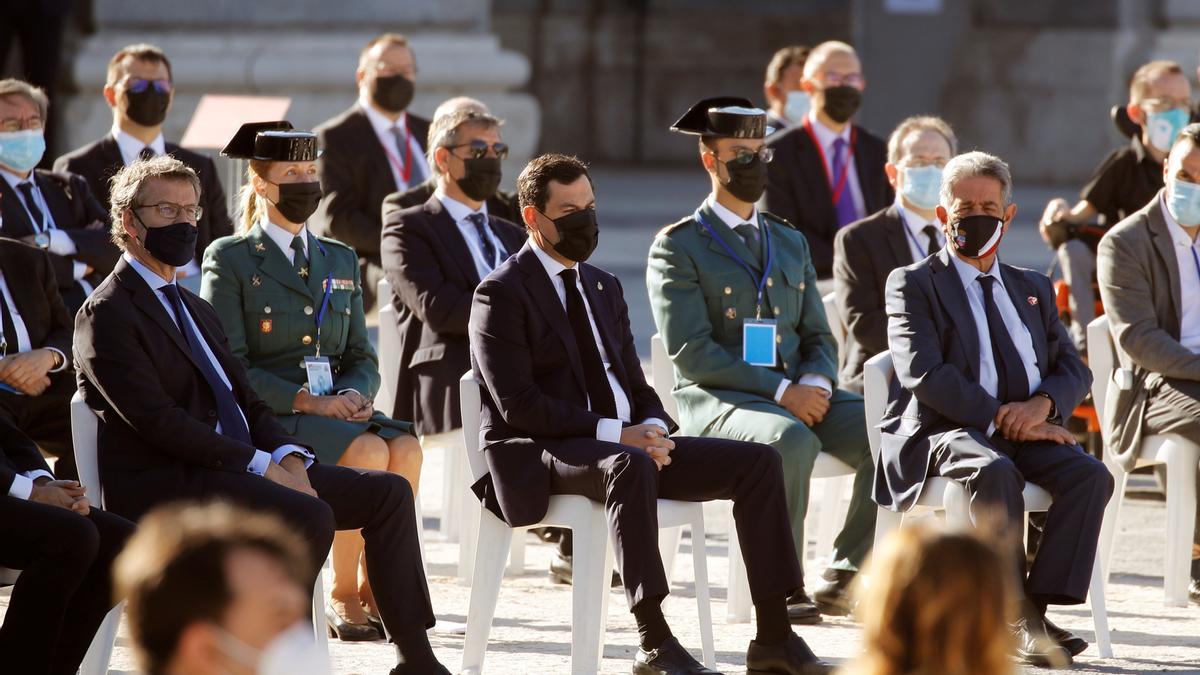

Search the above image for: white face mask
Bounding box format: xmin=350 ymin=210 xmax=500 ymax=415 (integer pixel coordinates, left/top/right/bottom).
xmin=217 ymin=621 xmax=330 ymax=675
xmin=784 ymin=90 xmax=811 ymax=124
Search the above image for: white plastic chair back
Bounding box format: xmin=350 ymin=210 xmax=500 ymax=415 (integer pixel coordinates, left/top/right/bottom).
xmin=70 ymin=391 xmax=103 ymax=506
xmin=649 ymin=334 xmax=680 ymax=421
xmin=459 ymin=372 xmax=487 ymax=483
xmin=822 ymin=291 xmax=846 ymax=354
xmin=862 ymin=351 xmax=893 ymax=463
xmin=1086 ymin=316 xmax=1114 ymax=421
xmin=375 ymin=278 xmax=399 ymax=416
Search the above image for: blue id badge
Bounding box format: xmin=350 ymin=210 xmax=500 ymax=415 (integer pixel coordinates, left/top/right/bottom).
xmin=742 ymin=319 xmax=778 ymax=367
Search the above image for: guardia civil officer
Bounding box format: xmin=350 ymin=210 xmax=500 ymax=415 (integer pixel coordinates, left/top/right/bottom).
xmin=201 ymin=121 xmax=424 ymax=644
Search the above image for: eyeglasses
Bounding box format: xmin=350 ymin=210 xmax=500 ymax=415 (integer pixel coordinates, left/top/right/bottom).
xmin=447 ymin=140 xmax=510 ymax=160
xmin=1141 ymin=97 xmax=1191 ymax=113
xmin=819 ymin=72 xmax=864 ymax=88
xmin=127 ymin=78 xmax=172 ymax=95
xmin=134 ymin=202 xmax=203 ymax=221
xmin=372 ymin=61 xmax=417 ymax=79
xmin=717 ymin=146 xmax=775 ymax=166
xmin=0 ymin=116 xmax=43 ymax=132
xmin=901 ymin=157 xmax=948 ymax=169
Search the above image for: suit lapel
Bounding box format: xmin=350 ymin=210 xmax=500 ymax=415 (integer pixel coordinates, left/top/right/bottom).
xmin=0 ymin=176 xmax=36 ymax=237
xmin=36 ymin=173 xmax=73 ymax=231
xmin=579 ymin=264 xmax=630 ymax=396
xmin=930 ymin=249 xmax=981 ymax=378
xmin=304 ymin=231 xmax=329 ymax=300
xmin=247 ymin=224 xmax=312 ymax=297
xmin=350 ymin=108 xmax=395 ymax=190
xmin=117 ymin=260 xmax=208 ymax=373
xmin=1147 ymin=204 xmax=1184 ymax=326
xmin=425 ymin=196 xmax=481 ymax=286
xmin=884 ymin=205 xmax=914 ymax=266
xmin=697 ymin=202 xmax=763 ymax=273
xmin=516 ymin=245 xmax=586 ymax=391
xmin=999 ymin=265 xmax=1049 ymax=371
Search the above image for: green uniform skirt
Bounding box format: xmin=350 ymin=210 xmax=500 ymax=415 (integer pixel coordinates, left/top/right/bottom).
xmin=275 ymin=411 xmax=415 ymax=465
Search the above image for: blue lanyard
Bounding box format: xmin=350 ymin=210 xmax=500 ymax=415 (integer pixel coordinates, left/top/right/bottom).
xmin=309 ymin=235 xmax=334 ymax=358
xmin=896 ymin=207 xmax=937 ymax=258
xmin=1191 ymin=245 xmax=1200 ymax=288
xmin=695 ymin=208 xmax=775 ymax=318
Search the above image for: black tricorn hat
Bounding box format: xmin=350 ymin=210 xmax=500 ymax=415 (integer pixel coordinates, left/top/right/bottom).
xmin=221 ymin=121 xmax=321 ymax=161
xmin=670 ymin=97 xmax=767 ymax=139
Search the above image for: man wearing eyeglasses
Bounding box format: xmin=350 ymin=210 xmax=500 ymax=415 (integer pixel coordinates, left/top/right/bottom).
xmin=1039 ymin=60 xmax=1192 ymax=356
xmin=762 ymin=41 xmax=891 ymax=283
xmin=54 ymin=44 xmax=232 ymax=285
xmin=648 ymin=97 xmax=876 ymax=625
xmin=313 ymin=32 xmax=431 ymax=312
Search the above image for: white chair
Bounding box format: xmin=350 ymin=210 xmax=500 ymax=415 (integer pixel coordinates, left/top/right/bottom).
xmin=822 ymin=291 xmax=846 ymax=353
xmin=1087 ymin=315 xmax=1200 ymax=607
xmin=375 ymin=278 xmax=400 ymax=419
xmin=862 ymin=352 xmax=1112 ymax=658
xmin=649 ymin=334 xmax=854 ymax=623
xmin=457 ymin=372 xmax=715 ymax=673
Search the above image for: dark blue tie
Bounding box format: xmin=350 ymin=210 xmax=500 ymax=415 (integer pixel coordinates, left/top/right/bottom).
xmin=466 ymin=212 xmax=500 ymax=269
xmin=977 ymin=275 xmax=1030 ymax=403
xmin=159 ymin=284 xmax=251 ymax=444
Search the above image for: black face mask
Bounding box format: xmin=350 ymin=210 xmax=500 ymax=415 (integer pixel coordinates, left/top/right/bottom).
xmin=456 ymin=157 xmax=502 ymax=201
xmin=371 ymin=74 xmax=414 ymax=113
xmin=268 ymin=181 xmax=323 ymax=224
xmin=717 ymin=154 xmax=768 ymax=204
xmin=822 ymin=85 xmax=862 ymax=124
xmin=136 ymin=216 xmax=197 ymax=267
xmin=544 ymin=208 xmax=599 ymax=262
xmin=948 ymin=214 xmax=1005 ymax=258
xmin=125 ymin=89 xmax=170 ymax=127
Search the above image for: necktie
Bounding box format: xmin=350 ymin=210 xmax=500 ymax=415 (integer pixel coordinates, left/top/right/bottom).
xmin=390 ymin=125 xmax=426 ymax=185
xmin=290 ymin=235 xmax=308 ymax=277
xmin=734 ymin=223 xmax=762 ymax=261
xmin=466 ymin=212 xmax=499 ymax=269
xmin=159 ymin=284 xmax=251 ymax=444
xmin=16 ymin=182 xmax=45 ymax=232
xmin=830 ymin=138 xmax=857 ymax=228
xmin=0 ymin=288 xmax=18 ymax=356
xmin=976 ymin=275 xmax=1030 ymax=404
xmin=139 ymin=146 xmax=156 ymax=161
xmin=558 ymin=268 xmax=618 ymax=418
xmin=922 ymin=225 xmax=941 ymax=257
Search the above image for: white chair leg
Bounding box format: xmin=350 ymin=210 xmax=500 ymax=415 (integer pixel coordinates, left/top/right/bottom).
xmin=1098 ymin=456 xmax=1127 ymax=584
xmin=313 ymin=568 xmax=329 ymax=656
xmin=689 ymin=514 xmax=716 ymax=669
xmin=658 ymin=525 xmax=684 ymax=582
xmin=570 ymin=513 xmax=609 ymax=675
xmin=78 ymin=602 xmax=122 ymax=675
xmin=815 ymin=476 xmax=848 ymax=565
xmin=440 ymin=442 xmax=462 ymax=542
xmin=458 ymin=492 xmax=481 ymax=586
xmin=462 ymin=511 xmax=516 ymax=674
xmin=507 ymin=526 xmax=526 ymax=576
xmin=873 ymin=506 xmax=904 ymax=546
xmin=726 ymin=503 xmax=752 ymax=624
xmin=1163 ymin=443 xmax=1199 ymax=606
xmin=1088 ymin=550 xmax=1113 ymax=658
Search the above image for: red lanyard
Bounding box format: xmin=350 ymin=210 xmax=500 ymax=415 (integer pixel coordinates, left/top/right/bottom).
xmin=803 ymin=117 xmax=856 ymax=206
xmin=381 ymin=117 xmax=413 ymax=185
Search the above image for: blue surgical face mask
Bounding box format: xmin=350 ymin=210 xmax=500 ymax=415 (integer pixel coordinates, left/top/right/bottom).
xmin=1146 ymin=108 xmax=1190 ymax=152
xmin=0 ymin=129 xmax=46 ymax=173
xmin=900 ymin=165 xmax=943 ymax=210
xmin=1167 ymin=177 xmax=1200 ymax=226
xmin=784 ymin=90 xmax=810 ymax=124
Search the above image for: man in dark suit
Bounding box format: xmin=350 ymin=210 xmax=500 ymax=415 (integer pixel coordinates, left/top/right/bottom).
xmin=469 ymin=153 xmax=831 ymax=675
xmin=833 ymin=116 xmax=956 ymax=392
xmin=881 ymin=151 xmax=1113 ymax=668
xmin=0 ymin=417 xmax=135 ymax=675
xmin=0 ymin=78 xmax=116 ymax=313
xmin=0 ymin=238 xmax=77 ymax=478
xmin=762 ymin=41 xmax=891 ymax=280
xmin=381 ymin=107 xmax=523 ymax=438
xmin=762 ymin=45 xmax=811 ymax=136
xmin=313 ymin=33 xmax=431 ymax=312
xmin=53 ymin=43 xmax=232 ymax=283
xmin=74 ymin=156 xmax=450 ymax=674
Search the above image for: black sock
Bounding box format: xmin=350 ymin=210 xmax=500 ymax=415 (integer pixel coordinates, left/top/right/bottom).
xmin=394 ymin=626 xmax=437 ymax=666
xmin=632 ymin=600 xmax=672 ymax=651
xmin=754 ymin=595 xmax=791 ymax=645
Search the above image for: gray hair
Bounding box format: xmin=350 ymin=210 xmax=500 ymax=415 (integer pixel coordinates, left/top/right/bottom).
xmin=939 ymin=151 xmax=1013 ymax=209
xmin=0 ymin=78 xmax=49 ymax=122
xmin=887 ymin=115 xmax=958 ymax=165
xmin=426 ymin=108 xmax=503 ymax=178
xmin=109 ymin=155 xmax=201 ymax=250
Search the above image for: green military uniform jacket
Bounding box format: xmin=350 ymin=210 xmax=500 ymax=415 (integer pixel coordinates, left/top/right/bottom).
xmin=201 ymin=222 xmax=411 ymax=463
xmin=646 ymin=202 xmax=838 ymax=435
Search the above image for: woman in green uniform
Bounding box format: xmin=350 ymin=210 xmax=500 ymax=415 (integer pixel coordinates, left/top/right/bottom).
xmin=201 ymin=121 xmax=423 ymax=642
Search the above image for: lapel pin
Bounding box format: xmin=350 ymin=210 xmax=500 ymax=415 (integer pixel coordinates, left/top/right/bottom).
xmin=251 ymin=274 xmax=262 ymax=286
xmin=725 ymin=307 xmax=737 ymax=319
xmin=254 ymin=242 xmax=266 ymax=252
xmin=259 ymin=319 xmax=273 ymax=333
xmin=299 ymin=266 xmax=309 ymax=279
xmin=1027 ymin=296 xmax=1038 ymax=306
xmin=596 ymin=281 xmax=603 ymax=291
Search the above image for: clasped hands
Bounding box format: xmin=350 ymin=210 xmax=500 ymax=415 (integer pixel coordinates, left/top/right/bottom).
xmin=30 ymin=477 xmax=90 ymax=515
xmin=619 ymin=423 xmax=674 ymax=470
xmin=994 ymin=395 xmax=1074 ymax=444
xmin=0 ymin=348 xmax=58 ymax=396
xmin=293 ymin=388 xmax=373 ymax=422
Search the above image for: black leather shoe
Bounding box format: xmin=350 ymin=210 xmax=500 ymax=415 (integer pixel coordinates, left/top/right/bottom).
xmin=548 ymin=550 xmax=621 ymax=587
xmin=1014 ymin=617 xmax=1072 ymax=669
xmin=786 ymin=588 xmax=822 ymax=625
xmin=390 ymin=662 xmax=451 ymax=674
xmin=633 ymin=636 xmax=721 ymax=674
xmin=1042 ymin=617 xmax=1088 ymax=657
xmin=1190 ymin=577 xmax=1199 ymax=605
xmin=745 ymin=633 xmax=833 ymax=674
xmin=325 ymin=601 xmax=381 ymax=642
xmin=812 ymin=569 xmax=855 ymax=616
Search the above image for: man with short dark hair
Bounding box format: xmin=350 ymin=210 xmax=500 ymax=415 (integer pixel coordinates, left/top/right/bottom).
xmin=114 ymin=501 xmax=321 ymax=675
xmin=763 ymin=46 xmax=811 ymax=135
xmin=313 ymin=33 xmax=431 ymax=311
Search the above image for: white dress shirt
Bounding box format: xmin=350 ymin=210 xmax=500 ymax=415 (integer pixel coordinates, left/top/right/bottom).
xmin=435 ymin=185 xmax=506 ymax=279
xmin=806 ymin=110 xmax=866 ymax=221
xmin=529 ymin=243 xmax=667 ymax=442
xmin=1159 ymin=195 xmax=1200 ymax=353
xmin=0 ymin=271 xmax=69 ymax=367
xmin=125 ymin=253 xmax=312 ymax=474
xmin=948 ymin=254 xmax=1043 ymax=407
xmin=896 ymin=199 xmax=945 ymax=263
xmin=0 ymin=168 xmax=85 ymax=283
xmin=6 ymin=465 xmax=55 ymax=500
xmin=706 ymin=197 xmax=834 ymax=401
xmin=358 ymin=98 xmax=430 ymax=192
xmin=262 ymin=218 xmax=310 ymax=264
xmin=112 ymin=127 xmax=167 ymax=165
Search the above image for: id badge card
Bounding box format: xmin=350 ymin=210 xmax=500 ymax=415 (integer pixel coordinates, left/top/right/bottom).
xmin=742 ymin=319 xmax=778 ymax=367
xmin=304 ymin=356 xmax=334 ymax=396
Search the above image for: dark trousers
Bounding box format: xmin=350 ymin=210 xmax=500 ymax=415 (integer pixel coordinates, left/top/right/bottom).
xmin=106 ymin=462 xmax=434 ymax=634
xmin=0 ymin=498 xmax=134 ymax=675
xmin=542 ymin=435 xmax=801 ymax=610
xmin=1143 ymin=377 xmax=1200 ymax=547
xmin=0 ymin=374 xmax=75 ymax=479
xmin=932 ymin=428 xmax=1114 ymax=605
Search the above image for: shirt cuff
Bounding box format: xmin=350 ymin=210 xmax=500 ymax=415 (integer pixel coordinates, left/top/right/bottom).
xmin=640 ymin=418 xmax=670 ymax=436
xmin=48 ymin=229 xmax=77 ymax=256
xmin=247 ymin=449 xmax=272 ymax=476
xmin=46 ymin=348 xmax=67 ymax=373
xmin=796 ymin=374 xmax=833 ymax=398
xmin=272 ymin=444 xmax=315 ymax=469
xmin=24 ymin=469 xmax=53 ymax=483
xmin=596 ymin=418 xmax=623 ymax=444
xmin=773 ymin=377 xmax=791 ymax=403
xmin=7 ymin=474 xmax=34 ymax=500
xmin=72 ymin=261 xmax=89 ymax=281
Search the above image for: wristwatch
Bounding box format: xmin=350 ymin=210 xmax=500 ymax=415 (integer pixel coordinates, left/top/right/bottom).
xmin=1033 ymin=391 xmax=1057 ymax=420
xmin=33 ymin=232 xmax=50 ymax=249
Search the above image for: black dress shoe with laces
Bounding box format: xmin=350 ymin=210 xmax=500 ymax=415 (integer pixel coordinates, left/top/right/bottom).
xmin=1014 ymin=617 xmax=1072 ymax=669
xmin=812 ymin=568 xmax=855 ymax=616
xmin=1041 ymin=616 xmax=1088 ymax=657
xmin=390 ymin=662 xmax=451 ymax=675
xmin=786 ymin=588 xmax=822 ymax=625
xmin=633 ymin=636 xmax=721 ymax=674
xmin=745 ymin=633 xmax=833 ymax=674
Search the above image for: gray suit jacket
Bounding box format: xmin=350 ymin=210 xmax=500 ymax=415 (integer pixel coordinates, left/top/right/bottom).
xmin=1096 ymin=194 xmax=1200 ymax=471
xmin=877 ymin=248 xmax=1090 ymax=511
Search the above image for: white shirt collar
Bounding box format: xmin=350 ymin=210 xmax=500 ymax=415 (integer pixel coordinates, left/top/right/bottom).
xmin=111 ymin=127 xmax=166 ymax=164
xmin=358 ymin=97 xmax=408 ymax=135
xmin=261 ymin=217 xmax=308 ymax=258
xmin=1160 ymin=193 xmax=1200 ymax=250
xmin=806 ymin=109 xmax=852 ymax=149
xmin=530 ymin=238 xmax=573 ymax=281
xmin=435 ymin=184 xmax=489 ymax=222
xmin=706 ymin=195 xmax=760 ymax=231
xmin=896 ymin=197 xmax=940 ymax=237
xmin=0 ymin=167 xmax=33 ymax=190
xmin=949 ymin=250 xmax=1002 ymax=291
xmin=124 ymin=252 xmax=174 ymax=292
